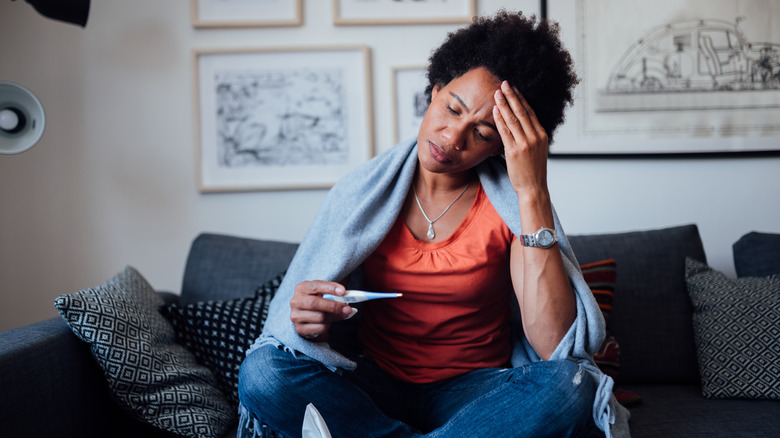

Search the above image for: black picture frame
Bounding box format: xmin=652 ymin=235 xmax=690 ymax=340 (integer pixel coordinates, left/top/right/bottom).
xmin=545 ymin=0 xmax=780 ymax=158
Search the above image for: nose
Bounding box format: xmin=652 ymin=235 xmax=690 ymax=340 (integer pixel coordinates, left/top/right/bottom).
xmin=443 ymin=120 xmax=467 ymax=151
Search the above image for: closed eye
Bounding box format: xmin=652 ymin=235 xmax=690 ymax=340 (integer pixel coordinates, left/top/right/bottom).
xmin=476 ymin=129 xmax=497 ymax=142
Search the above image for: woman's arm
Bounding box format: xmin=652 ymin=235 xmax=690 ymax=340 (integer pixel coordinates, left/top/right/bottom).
xmin=493 ymin=80 xmax=576 ymax=360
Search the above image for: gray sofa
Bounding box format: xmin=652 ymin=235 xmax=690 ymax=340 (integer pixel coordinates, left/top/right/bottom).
xmin=1 ymin=224 xmax=778 ymax=437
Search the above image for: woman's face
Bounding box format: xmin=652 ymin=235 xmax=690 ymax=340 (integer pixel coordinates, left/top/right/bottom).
xmin=417 ymin=66 xmax=504 ymax=175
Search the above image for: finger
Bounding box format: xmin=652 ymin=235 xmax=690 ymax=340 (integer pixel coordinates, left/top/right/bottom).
xmin=291 ymin=293 xmax=354 ymax=319
xmin=297 ymin=280 xmax=345 ymax=296
xmin=291 ymin=306 xmax=354 ymax=326
xmin=296 ymin=323 xmax=329 ymax=342
xmin=504 ymin=83 xmax=548 ymax=141
xmin=496 ymin=82 xmax=539 ymax=144
xmin=504 ymin=83 xmax=536 ymax=118
xmin=494 ymin=94 xmax=530 ymax=151
xmin=294 ymin=306 xmax=357 ymax=340
xmin=492 ymin=104 xmax=514 ymax=146
xmin=292 ymin=281 xmax=353 ymax=317
xmin=493 ymin=88 xmax=524 ymax=143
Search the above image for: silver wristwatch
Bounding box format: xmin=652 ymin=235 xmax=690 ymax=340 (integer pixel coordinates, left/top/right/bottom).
xmin=520 ymin=227 xmax=558 ymax=249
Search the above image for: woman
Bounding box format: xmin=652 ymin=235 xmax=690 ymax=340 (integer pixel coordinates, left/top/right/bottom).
xmin=238 ymin=10 xmax=628 ymax=438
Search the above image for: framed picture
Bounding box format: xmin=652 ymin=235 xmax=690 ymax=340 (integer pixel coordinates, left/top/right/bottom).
xmin=333 ymin=0 xmax=476 ymax=26
xmin=392 ymin=66 xmax=429 ymax=143
xmin=193 ymin=46 xmax=374 ymax=191
xmin=191 ymin=0 xmax=302 ymax=28
xmin=548 ymin=0 xmax=780 ymax=156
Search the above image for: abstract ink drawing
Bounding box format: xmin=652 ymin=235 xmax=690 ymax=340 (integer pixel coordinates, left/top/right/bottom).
xmin=214 ymin=68 xmax=349 ymax=168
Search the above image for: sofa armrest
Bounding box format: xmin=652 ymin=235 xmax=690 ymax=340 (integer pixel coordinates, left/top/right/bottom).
xmin=0 ymin=317 xmax=119 ymax=437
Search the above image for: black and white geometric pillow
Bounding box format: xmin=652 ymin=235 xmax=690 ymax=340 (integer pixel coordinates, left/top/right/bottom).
xmin=685 ymin=258 xmax=780 ymax=400
xmin=163 ymin=271 xmax=285 ymax=408
xmin=54 ymin=266 xmax=234 ymax=438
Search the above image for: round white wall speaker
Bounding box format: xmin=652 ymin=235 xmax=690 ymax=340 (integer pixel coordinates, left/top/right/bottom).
xmin=0 ymin=81 xmax=46 ymax=155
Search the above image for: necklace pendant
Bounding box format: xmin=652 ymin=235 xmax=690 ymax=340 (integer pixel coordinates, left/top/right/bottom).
xmin=426 ymin=223 xmax=435 ymax=239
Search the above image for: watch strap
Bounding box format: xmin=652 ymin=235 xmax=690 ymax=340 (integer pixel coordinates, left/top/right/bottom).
xmin=520 ymin=227 xmax=557 ymax=248
xmin=521 ymin=233 xmax=537 ymax=247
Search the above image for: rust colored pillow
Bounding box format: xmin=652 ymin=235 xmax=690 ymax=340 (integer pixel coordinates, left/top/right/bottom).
xmin=581 ymin=259 xmax=620 ymax=379
xmin=581 ymin=259 xmax=642 ymax=407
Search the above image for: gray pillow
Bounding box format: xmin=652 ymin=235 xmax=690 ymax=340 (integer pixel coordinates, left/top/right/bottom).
xmin=685 ymin=258 xmax=780 ymax=400
xmin=54 ymin=266 xmax=234 ymax=438
xmin=181 ymin=233 xmax=298 ymax=304
xmin=569 ymin=224 xmax=704 ymax=384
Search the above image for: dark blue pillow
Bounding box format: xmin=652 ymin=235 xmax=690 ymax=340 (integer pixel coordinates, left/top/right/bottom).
xmin=733 ymin=232 xmax=780 ymax=278
xmin=162 ymin=271 xmax=285 ymax=408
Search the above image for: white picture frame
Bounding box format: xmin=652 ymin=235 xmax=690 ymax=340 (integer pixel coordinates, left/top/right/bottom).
xmin=191 ymin=0 xmax=302 ymax=28
xmin=333 ymin=0 xmax=476 ymax=26
xmin=549 ymin=0 xmax=780 ymax=156
xmin=392 ymin=66 xmax=429 ymax=144
xmin=193 ymin=46 xmax=374 ymax=191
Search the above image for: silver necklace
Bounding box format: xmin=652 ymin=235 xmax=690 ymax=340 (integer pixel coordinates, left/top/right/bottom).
xmin=412 ymin=182 xmax=471 ymax=240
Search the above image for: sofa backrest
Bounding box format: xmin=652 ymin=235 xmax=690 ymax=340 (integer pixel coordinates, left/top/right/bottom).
xmin=568 ymin=224 xmax=706 ymax=385
xmin=180 ymin=233 xmax=299 ymax=305
xmin=182 ymin=226 xmax=706 ymax=385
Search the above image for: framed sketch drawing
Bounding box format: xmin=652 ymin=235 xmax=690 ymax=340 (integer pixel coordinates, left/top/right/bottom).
xmin=191 ymin=0 xmax=302 ymax=28
xmin=548 ymin=0 xmax=780 ymax=156
xmin=333 ymin=0 xmax=476 ymax=25
xmin=193 ymin=46 xmax=374 ymax=191
xmin=393 ymin=66 xmax=429 ymax=143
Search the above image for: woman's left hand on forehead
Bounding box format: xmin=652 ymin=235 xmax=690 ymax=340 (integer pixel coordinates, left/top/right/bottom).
xmin=492 ymin=81 xmax=549 ymax=195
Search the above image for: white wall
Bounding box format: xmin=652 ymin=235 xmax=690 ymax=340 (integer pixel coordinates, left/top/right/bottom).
xmin=2 ymin=0 xmax=779 ymax=331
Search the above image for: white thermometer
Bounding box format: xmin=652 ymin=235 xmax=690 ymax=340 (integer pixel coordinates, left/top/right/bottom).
xmin=322 ymin=290 xmax=403 ymax=303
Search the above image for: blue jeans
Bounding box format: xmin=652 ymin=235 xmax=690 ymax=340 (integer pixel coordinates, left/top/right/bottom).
xmin=238 ymin=343 xmax=596 ymax=438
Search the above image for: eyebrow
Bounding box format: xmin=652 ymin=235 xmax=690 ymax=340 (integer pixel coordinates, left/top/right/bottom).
xmin=449 ymin=91 xmax=498 ymax=132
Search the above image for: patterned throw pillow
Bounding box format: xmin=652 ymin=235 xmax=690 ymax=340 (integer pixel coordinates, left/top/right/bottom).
xmin=580 ymin=259 xmax=620 ymax=379
xmin=54 ymin=266 xmax=234 ymax=438
xmin=581 ymin=259 xmax=642 ymax=407
xmin=685 ymin=258 xmax=780 ymax=399
xmin=162 ymin=272 xmax=285 ymax=408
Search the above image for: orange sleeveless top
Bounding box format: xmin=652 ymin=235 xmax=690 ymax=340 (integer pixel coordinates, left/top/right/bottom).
xmin=358 ymin=184 xmax=514 ymax=383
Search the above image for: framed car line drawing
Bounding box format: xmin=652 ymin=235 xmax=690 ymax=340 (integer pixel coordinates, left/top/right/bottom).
xmin=333 ymin=0 xmax=476 ymax=25
xmin=193 ymin=46 xmax=374 ymax=191
xmin=191 ymin=0 xmax=303 ymax=28
xmin=548 ymin=0 xmax=780 ymax=156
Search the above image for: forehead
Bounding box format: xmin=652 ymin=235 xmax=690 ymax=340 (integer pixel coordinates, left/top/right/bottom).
xmin=442 ymin=67 xmax=501 ymax=96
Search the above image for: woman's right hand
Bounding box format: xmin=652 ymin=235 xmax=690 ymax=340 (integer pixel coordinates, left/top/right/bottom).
xmin=290 ymin=280 xmax=355 ymax=342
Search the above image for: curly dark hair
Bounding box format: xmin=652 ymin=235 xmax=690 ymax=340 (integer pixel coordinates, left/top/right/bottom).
xmin=426 ymin=10 xmax=579 ymax=143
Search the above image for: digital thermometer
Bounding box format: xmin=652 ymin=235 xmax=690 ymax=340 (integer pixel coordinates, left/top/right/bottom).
xmin=322 ymin=290 xmax=403 ymax=303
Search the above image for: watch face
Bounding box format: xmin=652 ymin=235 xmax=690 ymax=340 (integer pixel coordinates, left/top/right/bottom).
xmin=537 ymin=229 xmax=555 ymax=248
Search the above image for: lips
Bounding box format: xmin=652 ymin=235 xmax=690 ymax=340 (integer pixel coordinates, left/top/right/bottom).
xmin=428 ymin=141 xmax=453 ymax=164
